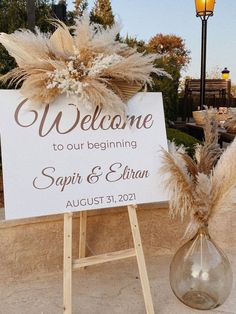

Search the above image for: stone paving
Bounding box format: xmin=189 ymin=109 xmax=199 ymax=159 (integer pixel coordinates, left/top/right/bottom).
xmin=0 ymin=254 xmax=235 ymax=314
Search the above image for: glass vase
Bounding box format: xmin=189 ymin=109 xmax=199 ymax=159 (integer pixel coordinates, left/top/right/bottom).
xmin=169 ymin=224 xmax=233 ymax=310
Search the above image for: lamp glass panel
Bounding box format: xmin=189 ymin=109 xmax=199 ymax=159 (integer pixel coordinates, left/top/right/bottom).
xmin=195 ymin=0 xmax=215 ymax=16
xmin=222 ymin=73 xmax=230 ymax=80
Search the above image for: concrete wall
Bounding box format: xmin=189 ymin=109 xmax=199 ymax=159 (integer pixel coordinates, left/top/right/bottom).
xmin=0 ymin=202 xmax=235 ymax=281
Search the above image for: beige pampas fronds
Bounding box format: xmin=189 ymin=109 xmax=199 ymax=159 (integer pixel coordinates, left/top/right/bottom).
xmin=197 ymin=115 xmax=222 ymax=175
xmin=161 ymin=114 xmax=236 ymax=237
xmin=0 ymin=13 xmax=170 ymax=112
xmin=209 ymin=138 xmax=236 ymax=218
xmin=160 ymin=146 xmax=194 ymax=220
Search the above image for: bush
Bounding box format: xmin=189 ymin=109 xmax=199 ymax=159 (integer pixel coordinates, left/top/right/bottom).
xmin=166 ymin=128 xmax=201 ymax=156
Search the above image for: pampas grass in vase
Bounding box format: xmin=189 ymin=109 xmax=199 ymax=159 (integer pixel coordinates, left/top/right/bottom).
xmin=161 ymin=115 xmax=235 ymax=310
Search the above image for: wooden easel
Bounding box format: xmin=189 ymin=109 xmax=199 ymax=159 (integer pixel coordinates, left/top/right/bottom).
xmin=63 ymin=205 xmax=155 ymax=314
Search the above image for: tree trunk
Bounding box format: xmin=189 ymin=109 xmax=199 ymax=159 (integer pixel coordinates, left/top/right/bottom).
xmin=27 ymin=0 xmax=35 ymax=32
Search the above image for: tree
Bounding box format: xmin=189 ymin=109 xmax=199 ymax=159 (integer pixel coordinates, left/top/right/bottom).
xmin=0 ymin=0 xmax=27 ymax=33
xmin=90 ymin=0 xmax=114 ymax=27
xmin=122 ymin=35 xmax=146 ymax=53
xmin=26 ymin=0 xmax=35 ymax=31
xmin=0 ymin=0 xmax=53 ymax=87
xmin=0 ymin=0 xmax=52 ymax=34
xmin=148 ymin=34 xmax=190 ymax=71
xmin=74 ymin=0 xmax=88 ymax=16
xmin=147 ymin=34 xmax=191 ymax=120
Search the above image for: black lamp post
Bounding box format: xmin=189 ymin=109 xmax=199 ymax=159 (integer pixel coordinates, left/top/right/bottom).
xmin=195 ymin=0 xmax=215 ymax=109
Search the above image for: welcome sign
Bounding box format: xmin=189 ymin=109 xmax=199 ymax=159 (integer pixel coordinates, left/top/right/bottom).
xmin=0 ymin=91 xmax=168 ymax=220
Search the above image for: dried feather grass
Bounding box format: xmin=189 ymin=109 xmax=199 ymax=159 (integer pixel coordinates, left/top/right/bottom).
xmin=179 ymin=153 xmax=198 ymax=181
xmin=83 ymin=78 xmax=125 ymax=114
xmin=49 ymin=20 xmax=74 ymax=57
xmin=110 ymin=80 xmax=141 ymax=101
xmin=209 ymin=138 xmax=236 ymax=217
xmin=160 ymin=146 xmax=194 ymax=220
xmin=0 ymin=12 xmax=170 ymax=111
xmin=161 ymin=116 xmax=236 ymax=238
xmin=72 ymin=14 xmax=131 ymax=57
xmin=0 ymin=29 xmax=51 ymax=67
xmin=101 ymin=53 xmax=171 ymax=84
xmin=197 ymin=115 xmax=222 ymax=175
xmin=185 ymin=173 xmax=212 ymax=237
xmin=21 ymin=73 xmax=58 ymax=105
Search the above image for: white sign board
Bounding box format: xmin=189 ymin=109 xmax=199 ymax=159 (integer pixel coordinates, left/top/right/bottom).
xmin=0 ymin=91 xmax=168 ymax=220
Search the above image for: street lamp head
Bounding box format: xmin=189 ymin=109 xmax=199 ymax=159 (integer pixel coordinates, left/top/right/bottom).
xmin=195 ymin=0 xmax=215 ymax=18
xmin=221 ymin=67 xmax=230 ymax=80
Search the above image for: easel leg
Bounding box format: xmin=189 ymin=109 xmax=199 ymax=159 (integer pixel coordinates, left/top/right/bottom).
xmin=63 ymin=212 xmax=73 ymax=314
xmin=79 ymin=211 xmax=87 ymax=260
xmin=128 ymin=205 xmax=155 ymax=314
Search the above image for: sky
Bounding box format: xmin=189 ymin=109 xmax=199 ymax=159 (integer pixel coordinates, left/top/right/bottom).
xmin=66 ymin=0 xmax=236 ymax=84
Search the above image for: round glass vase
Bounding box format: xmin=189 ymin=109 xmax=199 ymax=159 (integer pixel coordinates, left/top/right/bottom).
xmin=170 ymin=224 xmax=233 ymax=310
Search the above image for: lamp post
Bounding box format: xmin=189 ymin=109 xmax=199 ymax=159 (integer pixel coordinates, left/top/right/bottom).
xmin=221 ymin=67 xmax=230 ymax=80
xmin=195 ymin=0 xmax=215 ymax=109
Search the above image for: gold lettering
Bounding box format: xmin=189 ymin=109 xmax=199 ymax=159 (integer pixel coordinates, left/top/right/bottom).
xmin=14 ymin=101 xmax=154 ymax=136
xmin=15 ymin=98 xmax=38 ymax=128
xmin=39 ymin=104 xmax=80 ymax=137
xmin=33 ymin=167 xmax=55 ymax=190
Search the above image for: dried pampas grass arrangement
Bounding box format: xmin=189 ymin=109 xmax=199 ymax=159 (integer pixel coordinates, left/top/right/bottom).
xmin=161 ymin=115 xmax=236 ymax=237
xmin=0 ymin=14 xmax=170 ymax=112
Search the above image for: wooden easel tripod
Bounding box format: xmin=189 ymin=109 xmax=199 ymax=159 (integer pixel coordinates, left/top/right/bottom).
xmin=63 ymin=205 xmax=155 ymax=314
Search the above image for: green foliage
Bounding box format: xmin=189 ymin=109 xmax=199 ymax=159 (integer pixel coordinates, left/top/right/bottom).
xmin=67 ymin=1 xmax=88 ymax=26
xmin=167 ymin=128 xmax=201 ymax=156
xmin=90 ymin=0 xmax=114 ymax=27
xmin=122 ymin=35 xmax=146 ymax=53
xmin=0 ymin=0 xmax=26 ymax=33
xmin=73 ymin=0 xmax=88 ymax=17
xmin=147 ymin=34 xmax=191 ymax=121
xmin=35 ymin=1 xmax=53 ymax=33
xmin=149 ymin=61 xmax=180 ymax=121
xmin=0 ymin=0 xmax=53 ymax=88
xmin=0 ymin=0 xmax=52 ymax=33
xmin=0 ymin=46 xmax=16 ymax=88
xmin=121 ymin=33 xmax=191 ymax=121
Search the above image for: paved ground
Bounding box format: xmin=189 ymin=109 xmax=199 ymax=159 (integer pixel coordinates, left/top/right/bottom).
xmin=0 ymin=254 xmax=235 ymax=314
